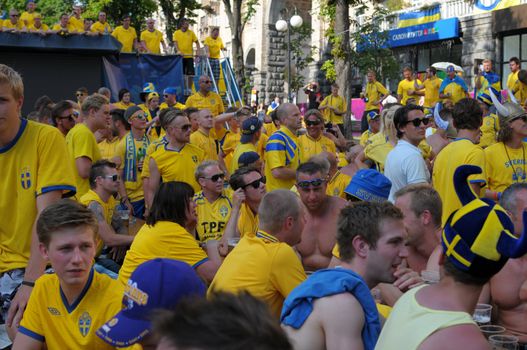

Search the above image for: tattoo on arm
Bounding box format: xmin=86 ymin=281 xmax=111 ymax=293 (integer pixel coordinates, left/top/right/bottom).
xmin=87 ymin=201 xmax=106 ymax=222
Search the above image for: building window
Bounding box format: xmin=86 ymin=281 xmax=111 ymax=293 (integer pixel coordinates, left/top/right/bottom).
xmin=501 ymin=33 xmax=527 ymax=87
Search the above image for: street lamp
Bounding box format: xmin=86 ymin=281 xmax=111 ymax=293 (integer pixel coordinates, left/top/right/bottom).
xmin=275 ymin=10 xmax=303 ymax=103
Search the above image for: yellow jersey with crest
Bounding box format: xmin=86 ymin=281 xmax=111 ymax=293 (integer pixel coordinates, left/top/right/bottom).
xmin=190 ymin=129 xmax=218 ymax=160
xmin=140 ymin=29 xmax=164 ymax=54
xmin=364 ymin=81 xmax=388 ymax=111
xmin=326 ymin=171 xmax=351 ymax=199
xmin=397 ymin=79 xmax=422 ymax=105
xmin=423 ymin=77 xmax=442 ymax=108
xmin=264 ymin=127 xmax=301 ymax=191
xmin=18 ymin=270 xmax=122 ymax=350
xmin=114 ymin=135 xmax=150 ymax=202
xmin=298 ymin=134 xmax=336 ymax=163
xmin=66 ymin=123 xmax=101 ymax=198
xmin=118 ymin=221 xmax=208 ymax=286
xmin=0 ymin=120 xmax=76 ymax=273
xmin=485 ymin=142 xmax=527 ymax=192
xmin=79 ymin=189 xmax=117 ymax=256
xmin=479 ymin=113 xmax=499 ymax=149
xmin=172 ymin=29 xmax=198 ymax=57
xmin=319 ymin=94 xmax=347 ymax=124
xmin=203 ymin=36 xmax=225 ymax=59
xmin=149 ymin=143 xmax=205 ymax=191
xmin=185 ymin=91 xmax=225 ymax=116
xmin=194 ymin=190 xmax=233 ymax=242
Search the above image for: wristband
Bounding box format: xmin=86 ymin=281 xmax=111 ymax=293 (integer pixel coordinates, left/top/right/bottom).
xmin=21 ymin=280 xmax=35 ymax=287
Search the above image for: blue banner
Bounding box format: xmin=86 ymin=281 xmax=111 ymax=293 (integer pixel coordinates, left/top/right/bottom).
xmin=387 ymin=17 xmax=460 ymax=48
xmin=102 ymin=54 xmax=184 ymax=104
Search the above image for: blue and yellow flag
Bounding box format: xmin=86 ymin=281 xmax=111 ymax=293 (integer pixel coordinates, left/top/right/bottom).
xmin=398 ymin=4 xmax=441 ymax=28
xmin=473 ymin=0 xmax=520 ymax=14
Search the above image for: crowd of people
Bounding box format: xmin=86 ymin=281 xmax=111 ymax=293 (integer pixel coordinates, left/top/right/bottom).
xmin=1 ymin=48 xmax=527 ymax=350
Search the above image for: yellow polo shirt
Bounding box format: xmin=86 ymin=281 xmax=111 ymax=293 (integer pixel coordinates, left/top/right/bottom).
xmin=98 ymin=137 xmax=120 ymax=160
xmin=3 ymin=19 xmax=25 ymax=30
xmin=237 ymin=202 xmax=259 ymax=238
xmin=20 ymin=11 xmax=39 ymax=27
xmin=172 ymin=29 xmax=198 ymax=57
xmin=140 ymin=29 xmax=164 ymax=54
xmin=208 ymin=230 xmax=306 ymax=318
xmin=190 ymin=129 xmax=218 ymax=160
xmin=298 ymin=134 xmax=336 ymax=163
xmin=68 ymin=16 xmax=84 ymax=32
xmin=185 ymin=91 xmax=224 ymax=116
xmin=326 ymin=171 xmax=351 ymax=199
xmin=112 ymin=25 xmax=137 ymax=52
xmin=319 ymin=95 xmax=347 ymax=124
xmin=264 ymin=127 xmax=301 ymax=191
xmin=221 ymin=130 xmax=241 ymax=171
xmin=397 ymin=79 xmax=422 ymax=105
xmin=203 ymin=36 xmax=225 ymax=59
xmin=485 ymin=142 xmax=527 ymax=192
xmin=423 ymin=77 xmax=442 ymax=108
xmin=91 ymin=21 xmax=112 ymax=34
xmin=507 ymin=71 xmax=519 ymax=91
xmin=479 ymin=113 xmax=499 ymax=149
xmin=231 ymin=142 xmax=257 ymax=174
xmin=364 ymin=81 xmax=388 ymax=111
xmin=194 ymin=190 xmax=233 ymax=242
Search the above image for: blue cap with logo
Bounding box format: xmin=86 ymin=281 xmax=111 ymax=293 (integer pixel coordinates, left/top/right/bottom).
xmin=96 ymin=258 xmax=206 ymax=347
xmin=344 ymin=169 xmax=391 ymax=202
xmin=240 ymin=117 xmax=262 ymax=143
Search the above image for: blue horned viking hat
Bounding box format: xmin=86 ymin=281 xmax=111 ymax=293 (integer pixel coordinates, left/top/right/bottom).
xmin=442 ymin=165 xmax=527 ymax=278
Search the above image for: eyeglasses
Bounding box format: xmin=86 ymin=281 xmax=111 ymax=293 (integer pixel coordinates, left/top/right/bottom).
xmin=305 ymin=120 xmax=321 ymax=127
xmin=201 ymin=173 xmax=225 ymax=182
xmin=76 ymin=93 xmax=85 ymax=97
xmin=242 ymin=176 xmax=266 ymax=189
xmin=296 ymin=178 xmax=325 ymax=189
xmin=405 ymin=117 xmax=431 ymax=127
xmin=102 ymin=174 xmax=119 ymax=182
xmin=174 ymin=124 xmax=192 ymax=131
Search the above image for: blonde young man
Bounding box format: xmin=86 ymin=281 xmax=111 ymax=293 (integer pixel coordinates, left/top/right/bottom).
xmin=397 ymin=67 xmax=423 ymax=106
xmin=13 ymin=200 xmax=123 ymax=350
xmin=140 ymin=18 xmax=166 ymax=54
xmin=0 ymin=64 xmax=76 ymax=341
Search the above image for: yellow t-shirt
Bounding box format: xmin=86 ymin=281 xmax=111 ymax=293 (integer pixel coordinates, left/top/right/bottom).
xmin=66 ymin=123 xmax=101 ymax=198
xmin=68 ymin=16 xmax=84 ymax=32
xmin=20 ymin=11 xmax=39 ymax=27
xmin=264 ymin=127 xmax=301 ymax=191
xmin=140 ymin=137 xmax=167 ymax=179
xmin=194 ymin=190 xmax=233 ymax=242
xmin=263 ymin=122 xmax=278 ymax=136
xmin=208 ymin=230 xmax=306 ymax=317
xmin=397 ymin=79 xmax=422 ymax=105
xmin=185 ymin=91 xmax=225 ymax=116
xmin=485 ymin=142 xmax=527 ymax=192
xmin=423 ymin=77 xmax=442 ymax=108
xmin=319 ymin=95 xmax=347 ymax=124
xmin=140 ymin=29 xmax=164 ymax=54
xmin=115 ymin=135 xmax=150 ymax=202
xmin=364 ymin=81 xmax=389 ymax=111
xmin=237 ymin=202 xmax=259 ymax=238
xmin=203 ymin=36 xmax=225 ymax=59
xmin=190 ymin=129 xmax=218 ymax=160
xmin=113 ymin=101 xmax=135 ymax=110
xmin=79 ymin=189 xmax=116 ymax=256
xmin=98 ymin=137 xmax=120 ymax=160
xmin=159 ymin=101 xmax=185 ymax=110
xmin=19 ymin=271 xmax=122 ymax=350
xmin=326 ymin=171 xmax=351 ymax=199
xmin=221 ymin=130 xmax=241 ymax=172
xmin=3 ymin=19 xmax=25 ymax=30
xmin=172 ymin=29 xmax=198 ymax=57
xmin=298 ymin=134 xmax=337 ymax=163
xmin=507 ymin=71 xmax=519 ymax=91
xmin=28 ymin=23 xmax=49 ymax=31
xmin=257 ymin=133 xmax=268 ymax=160
xmin=149 ymin=143 xmax=205 ymax=192
xmin=432 ymin=139 xmax=486 ymax=225
xmin=511 ymin=78 xmax=527 ymax=104
xmin=0 ymin=120 xmax=76 ymax=273
xmin=91 ymin=21 xmax=112 ymax=34
xmin=231 ymin=142 xmax=257 ymax=174
xmin=112 ymin=26 xmax=138 ymax=52
xmin=52 ymin=23 xmax=77 ymax=32
xmin=118 ymin=221 xmax=208 ymax=286
xmin=479 ymin=113 xmax=499 ymax=149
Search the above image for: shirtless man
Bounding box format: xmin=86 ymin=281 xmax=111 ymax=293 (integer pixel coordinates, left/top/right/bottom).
xmin=282 ymin=201 xmax=408 ymax=350
xmin=489 ymin=183 xmax=527 ymax=343
xmin=295 ymin=161 xmax=347 ymax=271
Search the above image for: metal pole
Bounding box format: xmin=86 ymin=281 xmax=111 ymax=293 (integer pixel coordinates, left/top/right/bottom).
xmin=287 ymin=24 xmax=291 ymax=103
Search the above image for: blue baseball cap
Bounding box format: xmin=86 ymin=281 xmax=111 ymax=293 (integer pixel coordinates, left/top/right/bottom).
xmin=163 ymin=87 xmax=177 ymax=95
xmin=446 ymin=65 xmax=455 ymax=73
xmin=96 ymin=259 xmax=206 ymax=347
xmin=240 ymin=117 xmax=262 ymax=143
xmin=344 ymin=169 xmax=391 ymax=202
xmin=238 ymin=151 xmax=260 ymax=167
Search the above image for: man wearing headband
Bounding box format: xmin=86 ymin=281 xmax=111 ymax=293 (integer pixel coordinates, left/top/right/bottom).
xmin=376 ymin=165 xmax=527 ymax=349
xmin=295 ymin=161 xmax=347 ymax=271
xmin=385 ymin=104 xmax=430 ymax=202
xmin=282 ymin=201 xmax=408 ymax=350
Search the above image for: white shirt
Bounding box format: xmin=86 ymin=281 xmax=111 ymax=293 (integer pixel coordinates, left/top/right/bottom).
xmin=384 ymin=139 xmax=430 ymax=202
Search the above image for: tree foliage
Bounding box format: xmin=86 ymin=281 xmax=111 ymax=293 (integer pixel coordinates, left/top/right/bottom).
xmin=158 ymin=0 xmax=206 ymax=47
xmin=287 ymin=23 xmax=316 ymax=95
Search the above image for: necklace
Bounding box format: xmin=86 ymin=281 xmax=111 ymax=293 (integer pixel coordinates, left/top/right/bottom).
xmin=503 ymin=143 xmax=526 ymax=182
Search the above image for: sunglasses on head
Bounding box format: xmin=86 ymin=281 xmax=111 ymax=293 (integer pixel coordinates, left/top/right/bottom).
xmin=296 ymin=178 xmax=325 ymax=189
xmin=405 ymin=117 xmax=431 ymax=127
xmin=102 ymin=174 xmax=119 ymax=182
xmin=242 ymin=176 xmax=266 ymax=189
xmin=202 ymin=173 xmax=225 ymax=182
xmin=305 ymin=119 xmax=321 ymax=127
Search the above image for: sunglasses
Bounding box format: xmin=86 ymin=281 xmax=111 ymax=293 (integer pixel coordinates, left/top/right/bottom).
xmin=163 ymin=94 xmax=169 ymax=98
xmin=305 ymin=120 xmax=321 ymax=126
xmin=405 ymin=117 xmax=431 ymax=127
xmin=102 ymin=174 xmax=119 ymax=182
xmin=202 ymin=80 xmax=212 ymax=84
xmin=131 ymin=113 xmax=148 ymax=121
xmin=202 ymin=173 xmax=225 ymax=182
xmin=175 ymin=124 xmax=192 ymax=131
xmin=11 ymin=14 xmax=19 ymax=17
xmin=76 ymin=93 xmax=85 ymax=97
xmin=59 ymin=114 xmax=75 ymax=121
xmin=242 ymin=176 xmax=266 ymax=189
xmin=296 ymin=178 xmax=325 ymax=189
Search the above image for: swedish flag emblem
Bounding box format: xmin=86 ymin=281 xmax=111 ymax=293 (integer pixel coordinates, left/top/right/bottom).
xmin=219 ymin=205 xmax=228 ymax=218
xmin=20 ymin=167 xmax=31 ymax=189
xmin=78 ymin=312 xmax=92 ymax=337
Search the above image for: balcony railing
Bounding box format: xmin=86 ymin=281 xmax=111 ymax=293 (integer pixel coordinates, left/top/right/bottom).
xmin=357 ymin=0 xmax=527 ymax=31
